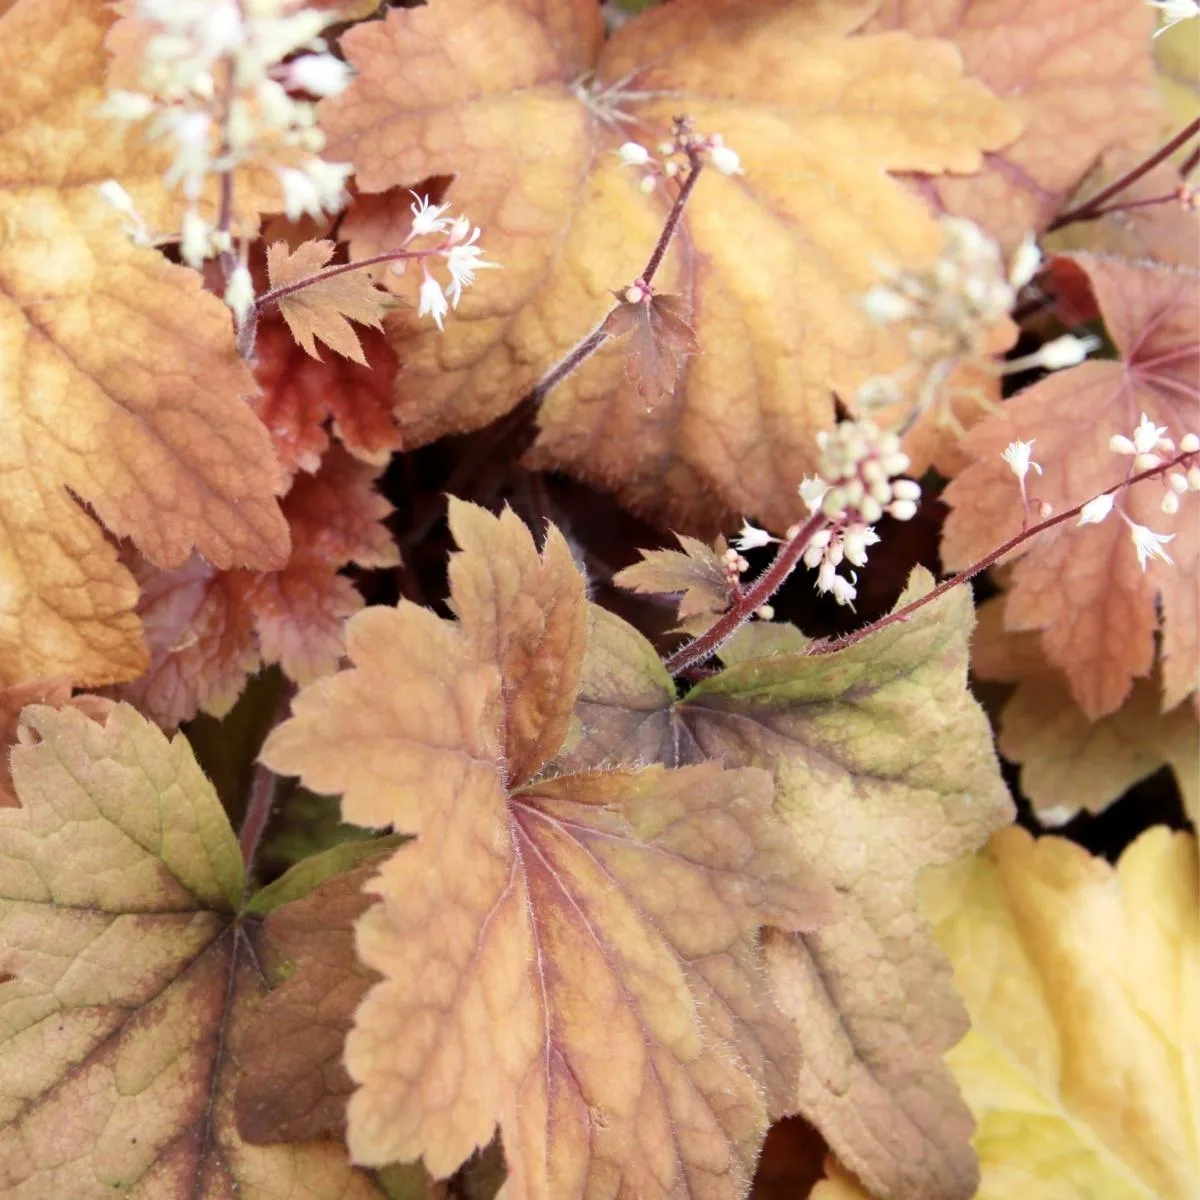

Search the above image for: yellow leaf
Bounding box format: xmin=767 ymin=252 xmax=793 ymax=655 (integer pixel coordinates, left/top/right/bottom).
xmin=0 ymin=0 xmax=288 ymax=688
xmin=321 ymin=0 xmax=1019 ymax=531
xmin=262 ymin=500 xmax=836 ymax=1196
xmin=266 ymin=240 xmax=389 ymax=365
xmin=923 ymin=826 xmax=1200 ymax=1200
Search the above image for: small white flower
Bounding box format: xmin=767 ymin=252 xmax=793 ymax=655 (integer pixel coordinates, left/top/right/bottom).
xmin=798 ymin=476 xmax=829 ymax=513
xmin=1007 ymin=233 xmax=1042 ymax=289
xmin=443 ymin=227 xmax=499 ymax=306
xmin=405 ymin=193 xmax=453 ymax=241
xmin=1134 ymin=452 xmax=1163 ymax=471
xmin=1001 ymin=439 xmax=1041 ymax=484
xmin=287 ymin=53 xmax=353 ymax=97
xmin=1162 ymin=490 xmax=1181 ymax=515
xmin=860 ymin=286 xmax=912 ymax=325
xmin=180 ymin=208 xmax=210 ymax=269
xmin=1132 ymin=411 xmax=1169 ymax=455
xmin=303 ymin=158 xmax=353 ymax=213
xmin=276 ymin=165 xmax=322 ymax=220
xmin=418 ymin=271 xmax=448 ymax=330
xmin=1180 ymin=432 xmax=1200 ymax=453
xmin=97 ymin=180 xmax=139 ymax=219
xmin=733 ymin=520 xmax=774 ymax=552
xmin=1147 ymin=0 xmax=1200 ymax=37
xmin=1035 ymin=333 xmax=1099 ymax=371
xmin=707 ymin=144 xmax=744 ymax=175
xmin=887 ymin=498 xmax=918 ymax=521
xmin=828 ymin=572 xmax=858 ymax=608
xmin=617 ymin=141 xmax=651 ymax=167
xmin=1168 ymin=472 xmax=1189 ymax=494
xmin=842 ymin=524 xmax=880 ymax=568
xmin=1077 ymin=493 xmax=1115 ymax=525
xmin=890 ymin=479 xmax=922 ymax=502
xmin=223 ymin=265 xmax=255 ymax=324
xmin=1125 ymin=519 xmax=1175 ymax=571
xmin=1110 ymin=433 xmax=1138 ymax=455
xmin=102 ymin=89 xmax=155 ymax=121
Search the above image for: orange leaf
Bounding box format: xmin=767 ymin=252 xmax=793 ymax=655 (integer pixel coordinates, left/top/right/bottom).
xmin=266 ymin=240 xmax=390 ymax=365
xmin=0 ymin=0 xmax=289 ymax=689
xmin=943 ymin=254 xmax=1199 ymax=718
xmin=321 ymin=0 xmax=1018 ymax=530
xmin=117 ymin=446 xmax=398 ymax=725
xmin=613 ymin=534 xmax=732 ymax=624
xmin=261 ymin=500 xmax=835 ymax=1195
xmin=868 ymin=0 xmax=1166 ymax=247
xmin=250 ymin=318 xmax=403 ymax=476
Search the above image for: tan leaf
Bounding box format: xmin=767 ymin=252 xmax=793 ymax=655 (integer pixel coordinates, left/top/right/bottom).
xmin=262 ymin=500 xmax=834 ymax=1196
xmin=614 ymin=534 xmax=732 ymax=624
xmin=0 ymin=0 xmax=288 ymax=689
xmin=0 ymin=703 xmax=386 ymax=1199
xmin=266 ymin=240 xmax=389 ymax=365
xmin=943 ymin=253 xmax=1199 ymax=718
xmin=320 ymin=0 xmax=1018 ymax=531
xmin=972 ymin=596 xmax=1199 ymax=828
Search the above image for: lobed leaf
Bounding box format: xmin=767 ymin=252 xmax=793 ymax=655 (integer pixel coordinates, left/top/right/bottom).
xmin=0 ymin=0 xmax=289 ymax=688
xmin=943 ymin=253 xmax=1200 ymax=718
xmin=556 ymin=570 xmax=1013 ymax=1200
xmin=320 ymin=0 xmax=1019 ymax=531
xmin=0 ymin=703 xmax=385 ymax=1198
xmin=262 ymin=501 xmax=835 ymax=1197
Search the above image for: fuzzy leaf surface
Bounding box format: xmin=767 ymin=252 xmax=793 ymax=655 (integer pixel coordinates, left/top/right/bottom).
xmin=556 ymin=571 xmax=1013 ymax=1200
xmin=262 ymin=500 xmax=834 ymax=1198
xmin=614 ymin=535 xmax=731 ymax=624
xmin=322 ymin=0 xmax=1018 ymax=531
xmin=0 ymin=703 xmax=385 ymax=1198
xmin=267 ymin=240 xmax=389 ymax=365
xmin=943 ymin=254 xmax=1200 ymax=718
xmin=0 ymin=0 xmax=288 ymax=688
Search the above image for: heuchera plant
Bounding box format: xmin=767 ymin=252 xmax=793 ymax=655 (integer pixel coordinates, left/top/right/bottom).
xmin=0 ymin=1 xmax=1196 ymax=1199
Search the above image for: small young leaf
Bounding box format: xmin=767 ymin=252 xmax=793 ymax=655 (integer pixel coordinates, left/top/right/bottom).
xmin=267 ymin=239 xmax=390 ymax=365
xmin=613 ymin=533 xmax=731 ymax=624
xmin=262 ymin=501 xmax=835 ymax=1196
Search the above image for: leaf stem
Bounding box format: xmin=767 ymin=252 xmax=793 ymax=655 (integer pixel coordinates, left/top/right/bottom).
xmin=810 ymin=454 xmax=1193 ymax=657
xmin=238 ymin=680 xmax=295 ymax=883
xmin=1048 ymin=117 xmax=1200 ymax=231
xmin=254 ymin=246 xmax=437 ymax=313
xmin=663 ymin=510 xmax=827 ymax=675
xmin=530 ymin=150 xmax=706 ymax=403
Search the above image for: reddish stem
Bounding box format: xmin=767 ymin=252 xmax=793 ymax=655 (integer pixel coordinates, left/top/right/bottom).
xmin=663 ymin=510 xmax=827 ymax=675
xmin=254 ymin=245 xmax=438 ymax=312
xmin=811 ymin=454 xmax=1193 ymax=657
xmin=238 ymin=761 xmax=277 ymax=875
xmin=531 ymin=152 xmax=706 ymax=402
xmin=1048 ymin=117 xmax=1200 ymax=231
xmin=1075 ymin=191 xmax=1181 ymax=222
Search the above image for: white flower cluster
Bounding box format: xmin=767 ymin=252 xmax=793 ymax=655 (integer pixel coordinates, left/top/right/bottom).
xmin=616 ymin=126 xmax=743 ymax=194
xmin=101 ymin=0 xmax=353 ymax=271
xmin=405 ymin=195 xmax=498 ymax=330
xmin=1074 ymin=415 xmax=1200 ymax=571
xmin=1148 ymin=0 xmax=1200 ymax=37
xmin=855 ymin=218 xmax=1095 ymax=429
xmin=791 ymin=420 xmax=921 ymax=607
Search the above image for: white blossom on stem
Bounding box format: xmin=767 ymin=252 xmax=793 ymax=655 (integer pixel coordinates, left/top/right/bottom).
xmin=617 ymin=141 xmax=651 ymax=167
xmin=733 ymin=521 xmax=775 ymax=552
xmin=406 ymin=193 xmax=454 ymax=241
xmin=1077 ymin=493 xmax=1115 ymax=526
xmin=418 ymin=271 xmax=449 ymax=331
xmin=443 ymin=226 xmax=499 ymax=306
xmin=1123 ymin=517 xmax=1175 ymax=570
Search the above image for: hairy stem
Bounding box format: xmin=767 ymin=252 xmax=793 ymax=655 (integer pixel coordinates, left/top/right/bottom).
xmin=254 ymin=245 xmax=438 ymax=312
xmin=812 ymin=454 xmax=1193 ymax=656
xmin=1048 ymin=117 xmax=1200 ymax=231
xmin=530 ymin=152 xmax=706 ymax=404
xmin=663 ymin=510 xmax=827 ymax=675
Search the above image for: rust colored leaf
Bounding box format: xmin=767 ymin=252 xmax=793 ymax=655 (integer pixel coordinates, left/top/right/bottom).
xmin=554 ymin=570 xmax=1013 ymax=1200
xmin=262 ymin=500 xmax=834 ymax=1197
xmin=118 ymin=446 xmax=398 ymax=726
xmin=614 ymin=534 xmax=731 ymax=623
xmin=972 ymin=596 xmax=1199 ymax=828
xmin=320 ymin=0 xmax=1018 ymax=531
xmin=602 ymin=293 xmax=700 ymax=403
xmin=0 ymin=0 xmax=288 ymax=689
xmin=251 ymin=318 xmax=403 ymax=476
xmin=267 ymin=240 xmax=390 ymax=365
xmin=943 ymin=254 xmax=1199 ymax=719
xmin=0 ymin=703 xmax=386 ymax=1199
xmin=869 ymin=0 xmax=1165 ymax=246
